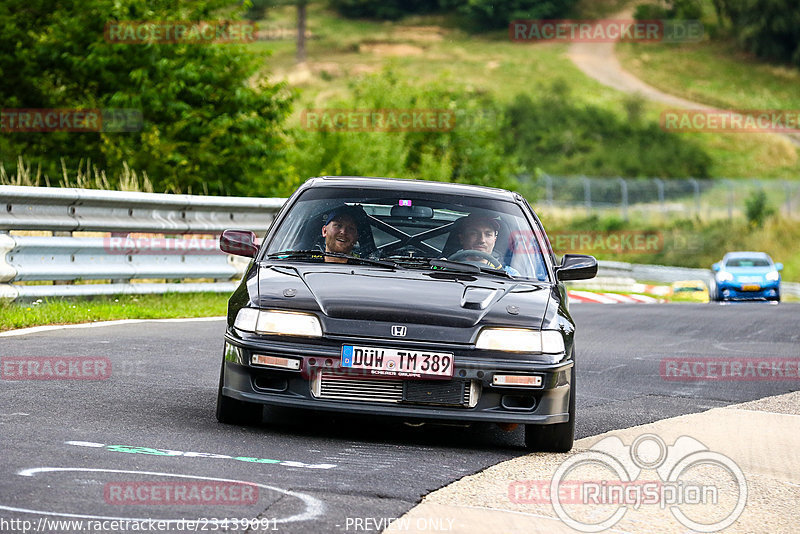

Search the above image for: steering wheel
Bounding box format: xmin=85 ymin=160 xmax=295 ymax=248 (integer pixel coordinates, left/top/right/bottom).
xmin=447 ymin=249 xmax=503 ymax=270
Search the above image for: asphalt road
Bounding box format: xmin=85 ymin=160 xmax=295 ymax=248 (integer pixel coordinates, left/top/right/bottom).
xmin=1 ymin=303 xmax=798 ymax=534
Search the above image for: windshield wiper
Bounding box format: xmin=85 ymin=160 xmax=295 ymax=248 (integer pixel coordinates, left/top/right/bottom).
xmin=266 ymin=250 xmax=397 ymax=269
xmin=385 ymin=256 xmax=512 ymax=278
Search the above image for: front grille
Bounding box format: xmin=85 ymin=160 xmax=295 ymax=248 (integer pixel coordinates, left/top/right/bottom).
xmin=404 ymin=380 xmax=465 ymax=405
xmin=314 ymin=371 xmax=477 ymax=407
xmin=318 ymin=373 xmax=404 ymax=403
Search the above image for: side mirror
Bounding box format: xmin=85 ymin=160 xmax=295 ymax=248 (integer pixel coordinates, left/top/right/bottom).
xmin=556 ymin=254 xmax=598 ymax=281
xmin=712 ymin=263 xmax=720 ymax=272
xmin=220 ymin=229 xmax=258 ymax=258
xmin=775 ymin=262 xmax=784 ymax=271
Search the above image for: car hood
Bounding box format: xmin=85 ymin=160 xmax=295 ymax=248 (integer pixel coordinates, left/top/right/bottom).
xmin=253 ymin=263 xmax=551 ymax=331
xmin=724 ymin=267 xmax=777 ymax=281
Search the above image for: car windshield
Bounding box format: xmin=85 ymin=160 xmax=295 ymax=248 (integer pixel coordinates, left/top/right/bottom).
xmin=264 ymin=186 xmax=550 ymax=281
xmin=726 ymin=258 xmax=771 ymax=267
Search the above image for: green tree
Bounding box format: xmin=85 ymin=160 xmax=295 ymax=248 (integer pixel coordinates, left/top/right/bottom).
xmin=287 ymin=69 xmax=522 ymax=189
xmin=502 ymin=85 xmax=711 ymax=178
xmin=447 ymin=0 xmax=580 ymax=30
xmin=744 ymin=189 xmax=775 ymax=228
xmin=0 ymin=0 xmax=295 ymax=196
xmin=712 ymin=0 xmax=800 ymax=65
xmin=328 ymin=0 xmax=440 ymax=20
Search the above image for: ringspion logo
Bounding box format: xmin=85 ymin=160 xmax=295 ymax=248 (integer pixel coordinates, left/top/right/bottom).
xmin=546 ymin=434 xmax=747 ymax=532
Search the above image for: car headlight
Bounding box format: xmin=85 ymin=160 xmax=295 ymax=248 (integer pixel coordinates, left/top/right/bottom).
xmin=476 ymin=328 xmax=565 ymax=354
xmin=234 ymin=308 xmax=322 ymax=337
xmin=766 ymin=271 xmax=780 ymax=281
xmin=716 ymin=271 xmax=734 ymax=282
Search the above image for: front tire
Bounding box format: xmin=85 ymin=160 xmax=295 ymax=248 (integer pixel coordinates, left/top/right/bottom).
xmin=216 ymin=360 xmax=263 ymax=425
xmin=525 ymin=363 xmax=575 ymax=452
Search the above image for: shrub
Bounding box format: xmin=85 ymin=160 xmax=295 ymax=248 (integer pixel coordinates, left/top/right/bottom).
xmin=744 ymin=189 xmax=775 ymax=228
xmin=286 ymin=69 xmax=522 ymax=189
xmin=328 ymin=0 xmax=440 ymax=20
xmin=502 ymin=84 xmax=712 ymax=178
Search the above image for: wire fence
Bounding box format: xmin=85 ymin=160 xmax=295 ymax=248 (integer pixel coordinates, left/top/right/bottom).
xmin=521 ymin=175 xmax=800 ymax=220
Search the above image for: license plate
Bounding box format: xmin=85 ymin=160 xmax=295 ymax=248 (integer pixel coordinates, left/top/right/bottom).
xmin=741 ymin=284 xmax=761 ymax=291
xmin=341 ymin=345 xmax=454 ymax=380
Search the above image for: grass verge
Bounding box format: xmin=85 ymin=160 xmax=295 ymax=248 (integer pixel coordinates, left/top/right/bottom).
xmin=0 ymin=293 xmax=228 ymax=332
xmin=616 ymin=40 xmax=800 ymax=112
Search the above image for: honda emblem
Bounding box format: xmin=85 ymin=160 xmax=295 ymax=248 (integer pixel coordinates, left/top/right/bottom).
xmin=391 ymin=325 xmax=407 ymax=337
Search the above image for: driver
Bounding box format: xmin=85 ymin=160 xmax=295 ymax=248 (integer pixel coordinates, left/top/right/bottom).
xmin=321 ymin=206 xmax=360 ymax=263
xmin=456 ymin=214 xmax=520 ymax=276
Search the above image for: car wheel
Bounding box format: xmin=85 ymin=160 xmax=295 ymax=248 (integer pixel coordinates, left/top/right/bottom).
xmin=216 ymin=360 xmax=263 ymax=425
xmin=709 ymin=282 xmax=720 ymax=302
xmin=524 ymin=363 xmax=575 ymax=453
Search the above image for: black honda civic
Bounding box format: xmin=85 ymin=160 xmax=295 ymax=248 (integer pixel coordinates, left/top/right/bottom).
xmin=217 ymin=176 xmax=597 ymax=451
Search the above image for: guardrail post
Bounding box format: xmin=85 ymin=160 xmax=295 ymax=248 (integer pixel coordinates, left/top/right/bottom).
xmin=653 ymin=178 xmax=665 ymax=215
xmin=688 ymin=178 xmax=700 ymax=217
xmin=52 ymin=230 xmax=74 ymax=285
xmin=617 ymin=177 xmax=628 ymax=221
xmin=543 ymin=174 xmax=553 ymax=206
xmin=581 ymin=176 xmax=591 ymax=214
xmin=723 ymin=179 xmax=734 ymax=221
xmin=783 ymin=180 xmax=792 ymax=217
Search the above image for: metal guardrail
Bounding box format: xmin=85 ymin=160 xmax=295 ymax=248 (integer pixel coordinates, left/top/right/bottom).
xmin=1 ymin=186 xmax=797 ymax=300
xmin=0 ymin=185 xmax=283 ymax=233
xmin=0 ymin=186 xmax=283 ymax=300
xmin=597 ymin=260 xmax=713 ymax=284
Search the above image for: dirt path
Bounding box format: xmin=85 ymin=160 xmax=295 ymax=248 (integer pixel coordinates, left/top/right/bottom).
xmin=567 ymin=11 xmax=800 ymax=146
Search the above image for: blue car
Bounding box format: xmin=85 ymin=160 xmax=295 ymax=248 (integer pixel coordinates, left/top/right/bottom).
xmin=711 ymin=251 xmax=783 ymax=302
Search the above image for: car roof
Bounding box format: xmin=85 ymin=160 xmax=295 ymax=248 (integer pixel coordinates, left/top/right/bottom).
xmin=304 ymin=176 xmax=520 ymax=202
xmin=724 ymin=251 xmax=771 ymax=259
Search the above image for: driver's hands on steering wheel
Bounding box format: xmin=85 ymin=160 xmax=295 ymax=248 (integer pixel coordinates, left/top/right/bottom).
xmin=447 ymin=249 xmax=503 ymax=269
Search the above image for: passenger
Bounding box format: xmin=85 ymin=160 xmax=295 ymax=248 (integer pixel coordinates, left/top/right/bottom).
xmin=456 ymin=214 xmax=520 ymax=276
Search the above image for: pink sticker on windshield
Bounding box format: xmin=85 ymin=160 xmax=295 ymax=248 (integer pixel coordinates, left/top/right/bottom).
xmin=399 ymin=200 xmax=412 ymax=206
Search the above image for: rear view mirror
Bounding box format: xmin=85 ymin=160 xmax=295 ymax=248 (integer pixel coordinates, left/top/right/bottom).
xmin=390 ymin=205 xmax=434 ymax=218
xmin=775 ymin=262 xmax=784 ymax=271
xmin=556 ymin=254 xmax=598 ymax=281
xmin=712 ymin=263 xmax=720 ymax=272
xmin=220 ymin=229 xmax=258 ymax=258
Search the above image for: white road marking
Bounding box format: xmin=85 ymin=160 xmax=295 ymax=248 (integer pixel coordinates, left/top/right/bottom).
xmin=0 ymin=317 xmax=226 ymax=338
xmin=5 ymin=466 xmax=324 ymax=524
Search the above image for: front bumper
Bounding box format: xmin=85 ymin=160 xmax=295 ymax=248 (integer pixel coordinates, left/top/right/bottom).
xmin=718 ymin=283 xmax=780 ymax=300
xmin=221 ymin=331 xmax=573 ymax=425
